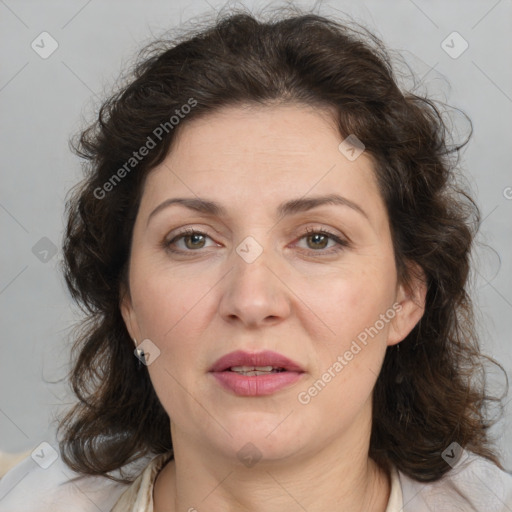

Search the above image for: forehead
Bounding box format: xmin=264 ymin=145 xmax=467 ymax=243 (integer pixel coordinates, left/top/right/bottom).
xmin=169 ymin=102 xmax=352 ymax=168
xmin=139 ymin=103 xmax=385 ymax=224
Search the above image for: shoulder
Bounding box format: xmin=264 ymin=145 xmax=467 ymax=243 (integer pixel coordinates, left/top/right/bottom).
xmin=0 ymin=447 xmax=154 ymax=512
xmin=398 ymin=451 xmax=512 ymax=511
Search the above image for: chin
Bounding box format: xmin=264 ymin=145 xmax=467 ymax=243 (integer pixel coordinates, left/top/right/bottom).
xmin=217 ymin=413 xmax=309 ymax=461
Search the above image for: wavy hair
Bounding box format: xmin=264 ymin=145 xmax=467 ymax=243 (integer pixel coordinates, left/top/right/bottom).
xmin=57 ymin=5 xmax=506 ymax=483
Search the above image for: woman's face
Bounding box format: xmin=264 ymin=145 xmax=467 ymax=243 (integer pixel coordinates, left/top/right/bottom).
xmin=121 ymin=103 xmax=424 ymax=464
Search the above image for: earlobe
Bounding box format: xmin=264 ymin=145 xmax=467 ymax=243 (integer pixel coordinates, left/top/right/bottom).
xmin=387 ymin=264 xmax=427 ymax=346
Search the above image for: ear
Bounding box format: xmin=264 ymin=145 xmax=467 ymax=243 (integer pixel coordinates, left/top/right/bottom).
xmin=120 ymin=282 xmax=140 ymax=344
xmin=387 ymin=262 xmax=427 ymax=347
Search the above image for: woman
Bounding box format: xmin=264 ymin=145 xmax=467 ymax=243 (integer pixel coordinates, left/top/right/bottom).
xmin=1 ymin=7 xmax=511 ymax=512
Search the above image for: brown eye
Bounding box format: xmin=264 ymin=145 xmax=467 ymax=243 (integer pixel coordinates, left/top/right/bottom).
xmin=295 ymin=228 xmax=349 ymax=255
xmin=165 ymin=229 xmax=216 ymax=253
xmin=183 ymin=233 xmax=206 ymax=249
xmin=306 ymin=232 xmax=329 ymax=250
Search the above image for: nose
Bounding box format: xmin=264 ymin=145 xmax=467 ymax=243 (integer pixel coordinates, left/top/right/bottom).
xmin=218 ymin=240 xmax=291 ymax=328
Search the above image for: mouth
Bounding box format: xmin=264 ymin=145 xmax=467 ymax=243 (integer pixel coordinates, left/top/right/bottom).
xmin=209 ymin=350 xmax=305 ymax=396
xmin=227 ymin=366 xmax=288 ymax=376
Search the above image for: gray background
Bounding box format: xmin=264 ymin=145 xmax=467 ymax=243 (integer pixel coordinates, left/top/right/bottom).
xmin=1 ymin=0 xmax=511 ymax=469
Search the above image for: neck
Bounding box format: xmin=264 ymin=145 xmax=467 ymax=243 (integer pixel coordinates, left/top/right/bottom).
xmin=153 ymin=425 xmax=390 ymax=512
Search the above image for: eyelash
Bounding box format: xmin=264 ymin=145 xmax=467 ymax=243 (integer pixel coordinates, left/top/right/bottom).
xmin=163 ymin=227 xmax=349 ymax=256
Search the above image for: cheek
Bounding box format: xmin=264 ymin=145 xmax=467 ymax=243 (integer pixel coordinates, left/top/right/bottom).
xmin=296 ymin=262 xmax=396 ymax=415
xmin=130 ymin=265 xmax=216 ymax=403
xmin=298 ymin=351 xmax=380 ymax=436
xmin=305 ymin=261 xmax=397 ymax=344
xmin=131 ymin=263 xmax=214 ymax=342
xmin=296 ymin=271 xmax=393 ymax=421
xmin=132 ymin=271 xmax=210 ymax=415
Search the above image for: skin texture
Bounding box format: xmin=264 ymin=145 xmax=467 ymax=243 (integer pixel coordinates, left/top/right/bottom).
xmin=121 ymin=103 xmax=426 ymax=512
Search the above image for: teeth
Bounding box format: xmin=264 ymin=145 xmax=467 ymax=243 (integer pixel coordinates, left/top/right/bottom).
xmin=229 ymin=365 xmax=287 ymax=375
xmin=235 ymin=370 xmax=274 ymax=376
xmin=230 ymin=365 xmax=275 ymax=372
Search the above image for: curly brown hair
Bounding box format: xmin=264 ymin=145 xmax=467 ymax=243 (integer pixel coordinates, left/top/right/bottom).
xmin=57 ymin=5 xmax=506 ymax=483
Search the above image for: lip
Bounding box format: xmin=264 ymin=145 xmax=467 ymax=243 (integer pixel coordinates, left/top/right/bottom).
xmin=209 ymin=350 xmax=304 ymax=373
xmin=209 ymin=350 xmax=305 ymax=397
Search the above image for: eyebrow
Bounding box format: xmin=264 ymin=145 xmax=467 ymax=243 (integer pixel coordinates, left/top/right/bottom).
xmin=146 ymin=193 xmax=368 ymax=226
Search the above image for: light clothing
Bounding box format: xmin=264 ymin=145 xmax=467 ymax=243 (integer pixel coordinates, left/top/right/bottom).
xmin=0 ymin=448 xmax=511 ymax=511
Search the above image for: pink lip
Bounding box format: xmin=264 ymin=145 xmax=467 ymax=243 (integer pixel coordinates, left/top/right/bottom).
xmin=209 ymin=350 xmax=305 ymax=397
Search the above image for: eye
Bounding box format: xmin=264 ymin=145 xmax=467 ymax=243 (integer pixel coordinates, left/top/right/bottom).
xmin=165 ymin=228 xmax=217 ymax=252
xmin=163 ymin=227 xmax=349 ymax=255
xmin=295 ymin=227 xmax=348 ymax=254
